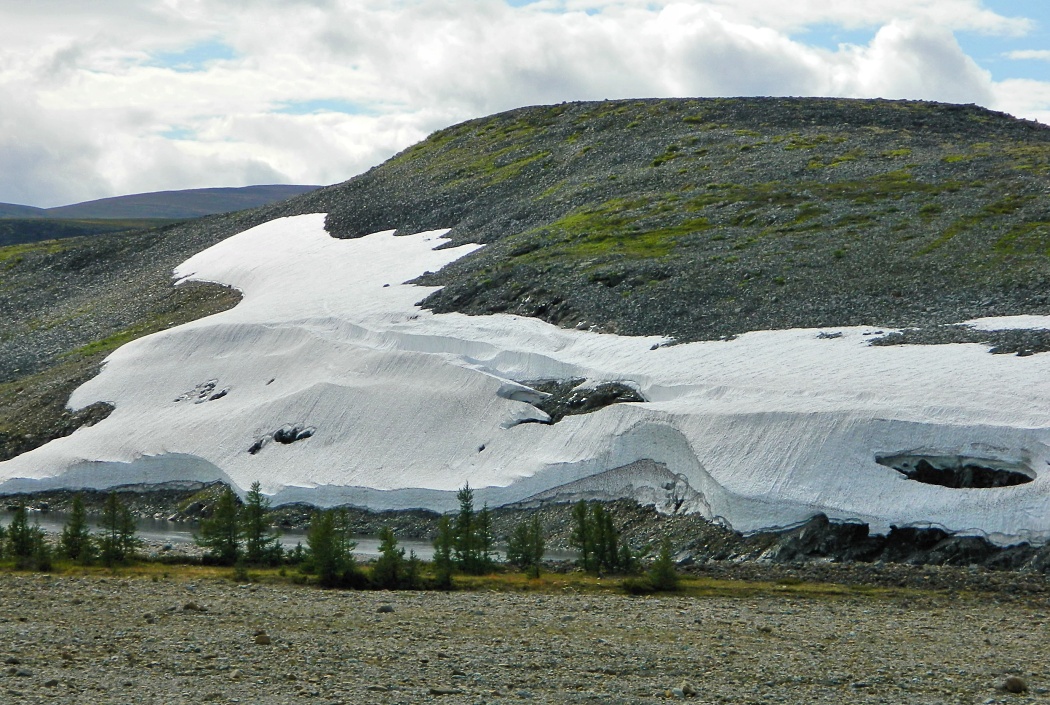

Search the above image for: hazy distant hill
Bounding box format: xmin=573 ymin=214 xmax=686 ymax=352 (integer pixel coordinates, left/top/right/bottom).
xmin=0 ymin=184 xmax=321 ymax=221
xmin=0 ymin=203 xmax=47 ymax=218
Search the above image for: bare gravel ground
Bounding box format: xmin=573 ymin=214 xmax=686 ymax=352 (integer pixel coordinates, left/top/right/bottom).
xmin=1 ymin=572 xmax=1048 ymax=705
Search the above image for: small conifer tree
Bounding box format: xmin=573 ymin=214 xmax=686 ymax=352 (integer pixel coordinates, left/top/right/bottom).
xmin=196 ymin=486 xmax=242 ymax=565
xmin=306 ymin=509 xmax=361 ymax=588
xmin=7 ymin=504 xmax=39 ymax=569
xmin=475 ymin=504 xmax=495 ymax=573
xmin=432 ymin=516 xmax=455 ymax=589
xmin=453 ymin=483 xmax=479 ymax=573
xmin=61 ymin=493 xmax=93 ymax=564
xmin=242 ymin=481 xmax=282 ymax=565
xmin=648 ymin=536 xmax=679 ymax=592
xmin=405 ymin=550 xmax=422 ymax=590
xmin=570 ymin=500 xmax=594 ymax=572
xmin=507 ymin=515 xmax=545 ymax=578
xmin=371 ymin=526 xmax=405 ymax=590
xmin=97 ymin=492 xmax=139 ymax=566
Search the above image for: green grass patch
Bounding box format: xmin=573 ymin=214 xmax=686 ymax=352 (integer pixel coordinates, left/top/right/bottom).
xmin=510 ymin=196 xmax=712 ymax=262
xmin=918 ymin=194 xmax=1033 ymax=255
xmin=65 ymin=323 xmax=160 ymax=358
xmin=827 ymin=149 xmax=864 ymax=166
xmin=784 ymin=134 xmax=845 ymax=150
xmin=0 ymin=239 xmax=71 ymax=267
xmin=994 ymin=221 xmax=1050 ymax=256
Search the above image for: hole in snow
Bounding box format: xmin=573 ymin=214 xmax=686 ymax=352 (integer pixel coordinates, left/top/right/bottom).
xmin=520 ymin=378 xmax=645 ymax=424
xmin=875 ymin=452 xmax=1035 ymax=488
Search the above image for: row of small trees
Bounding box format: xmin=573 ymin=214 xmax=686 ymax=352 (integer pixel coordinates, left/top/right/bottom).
xmin=195 ymin=482 xmax=283 ymax=566
xmin=1 ymin=483 xmax=679 ymax=592
xmin=301 ymin=484 xmax=498 ymax=590
xmin=0 ymin=492 xmax=139 ymax=569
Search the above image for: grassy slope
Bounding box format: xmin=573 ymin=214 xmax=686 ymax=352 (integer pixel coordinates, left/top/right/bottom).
xmin=1 ymin=97 xmax=1049 ymax=463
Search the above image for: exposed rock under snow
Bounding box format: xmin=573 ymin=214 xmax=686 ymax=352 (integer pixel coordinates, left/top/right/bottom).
xmin=1 ymin=213 xmax=1048 ymax=543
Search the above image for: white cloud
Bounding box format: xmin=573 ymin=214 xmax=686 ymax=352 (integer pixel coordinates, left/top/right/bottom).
xmin=0 ymin=0 xmax=1047 ymax=207
xmin=1007 ymin=49 xmax=1050 ymax=61
xmin=992 ymin=79 xmax=1050 ymax=125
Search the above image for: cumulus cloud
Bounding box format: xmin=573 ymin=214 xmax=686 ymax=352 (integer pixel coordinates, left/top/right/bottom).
xmin=0 ymin=0 xmax=1047 ymax=207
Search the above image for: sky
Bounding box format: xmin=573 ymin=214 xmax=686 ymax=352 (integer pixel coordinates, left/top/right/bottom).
xmin=1 ymin=0 xmax=1048 ymax=208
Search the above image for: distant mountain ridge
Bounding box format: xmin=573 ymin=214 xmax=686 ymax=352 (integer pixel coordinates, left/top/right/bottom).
xmin=0 ymin=184 xmax=321 ymax=220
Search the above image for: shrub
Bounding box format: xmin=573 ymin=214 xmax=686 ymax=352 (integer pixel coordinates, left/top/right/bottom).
xmin=621 ymin=576 xmax=657 ymax=595
xmin=647 ymin=536 xmax=679 ymax=592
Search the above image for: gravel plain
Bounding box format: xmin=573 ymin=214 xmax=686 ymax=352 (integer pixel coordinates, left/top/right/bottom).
xmin=2 ymin=571 xmax=1049 ymax=705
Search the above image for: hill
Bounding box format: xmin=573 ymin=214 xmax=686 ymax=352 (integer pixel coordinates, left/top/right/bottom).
xmin=0 ymin=97 xmax=1048 ymax=538
xmin=0 ymin=218 xmax=185 ymax=248
xmin=1 ymin=184 xmax=321 ymax=221
xmin=0 ymin=203 xmax=47 ymax=218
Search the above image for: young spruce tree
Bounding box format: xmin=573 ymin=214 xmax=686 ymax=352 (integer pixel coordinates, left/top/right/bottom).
xmin=98 ymin=492 xmax=138 ymax=566
xmin=306 ymin=509 xmax=362 ymax=588
xmin=647 ymin=536 xmax=679 ymax=592
xmin=453 ymin=483 xmax=478 ymax=573
xmin=7 ymin=503 xmax=41 ymax=569
xmin=507 ymin=514 xmax=545 ymax=579
xmin=432 ymin=516 xmax=455 ymax=589
xmin=371 ymin=526 xmax=405 ymax=590
xmin=570 ymin=500 xmax=594 ymax=572
xmin=60 ymin=493 xmax=93 ymax=564
xmin=451 ymin=483 xmax=495 ymax=575
xmin=196 ymin=486 xmax=242 ymax=565
xmin=242 ymin=481 xmax=282 ymax=565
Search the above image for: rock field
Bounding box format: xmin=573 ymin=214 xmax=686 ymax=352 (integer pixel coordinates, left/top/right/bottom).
xmin=1 ymin=571 xmax=1048 ymax=704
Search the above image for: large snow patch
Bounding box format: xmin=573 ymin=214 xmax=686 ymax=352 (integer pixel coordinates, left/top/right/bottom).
xmin=2 ymin=213 xmax=1049 ymax=541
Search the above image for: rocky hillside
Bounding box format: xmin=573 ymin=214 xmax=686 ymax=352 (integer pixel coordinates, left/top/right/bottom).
xmin=2 ymin=97 xmax=1049 ymax=462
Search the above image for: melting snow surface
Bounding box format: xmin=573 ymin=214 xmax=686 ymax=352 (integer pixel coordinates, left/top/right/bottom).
xmin=2 ymin=213 xmax=1050 ymax=541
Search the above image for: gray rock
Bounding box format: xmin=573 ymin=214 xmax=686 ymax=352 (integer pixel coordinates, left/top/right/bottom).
xmin=1003 ymin=676 xmax=1028 ymax=693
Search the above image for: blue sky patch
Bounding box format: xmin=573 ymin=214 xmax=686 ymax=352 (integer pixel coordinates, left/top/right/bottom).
xmin=957 ymin=0 xmax=1050 ymax=82
xmin=792 ymin=23 xmax=875 ymax=52
xmin=275 ymin=99 xmax=372 ymax=116
xmin=151 ymin=40 xmax=237 ymax=72
xmin=160 ymin=127 xmax=195 ymax=141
